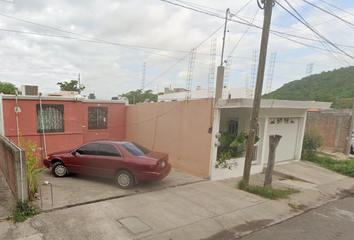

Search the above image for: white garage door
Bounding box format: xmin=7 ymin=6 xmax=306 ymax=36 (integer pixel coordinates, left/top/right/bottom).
xmin=266 ymin=118 xmax=299 ymax=162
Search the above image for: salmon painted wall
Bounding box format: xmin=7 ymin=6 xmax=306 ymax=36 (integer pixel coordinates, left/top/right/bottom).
xmin=126 ymin=99 xmax=213 ymax=178
xmin=81 ymin=102 xmax=126 ymax=142
xmin=2 ymin=98 xmax=126 ymax=167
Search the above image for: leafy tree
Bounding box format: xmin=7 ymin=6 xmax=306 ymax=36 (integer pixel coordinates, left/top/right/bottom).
xmin=262 ymin=66 xmax=354 ymax=109
xmin=57 ymin=80 xmax=85 ymax=93
xmin=119 ymin=89 xmax=157 ymax=104
xmin=0 ymin=81 xmax=17 ymax=94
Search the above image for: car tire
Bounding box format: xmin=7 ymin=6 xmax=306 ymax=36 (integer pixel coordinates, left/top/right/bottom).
xmin=351 ymin=146 xmax=354 ymax=154
xmin=52 ymin=162 xmax=68 ymax=177
xmin=116 ymin=170 xmax=135 ymax=189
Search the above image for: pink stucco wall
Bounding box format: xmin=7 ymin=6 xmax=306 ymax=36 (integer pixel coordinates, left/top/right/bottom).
xmin=126 ymin=99 xmax=213 ymax=178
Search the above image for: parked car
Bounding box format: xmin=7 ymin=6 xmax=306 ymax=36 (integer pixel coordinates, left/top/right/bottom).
xmin=43 ymin=140 xmax=171 ymax=189
xmin=351 ymin=134 xmax=354 ymax=154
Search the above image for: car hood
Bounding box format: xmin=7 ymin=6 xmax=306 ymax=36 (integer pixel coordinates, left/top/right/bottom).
xmin=49 ymin=149 xmax=74 ymax=156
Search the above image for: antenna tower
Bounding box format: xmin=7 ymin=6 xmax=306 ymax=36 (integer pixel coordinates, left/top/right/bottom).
xmin=265 ymin=52 xmax=277 ymax=94
xmin=250 ymin=50 xmax=259 ymax=98
xmin=141 ymin=62 xmax=146 ymax=91
xmin=222 ymin=55 xmax=233 ymax=99
xmin=306 ymin=63 xmax=313 ymax=100
xmin=186 ymin=48 xmax=196 ymax=100
xmin=244 ymin=73 xmax=250 ymax=98
xmin=208 ymin=38 xmax=217 ymax=98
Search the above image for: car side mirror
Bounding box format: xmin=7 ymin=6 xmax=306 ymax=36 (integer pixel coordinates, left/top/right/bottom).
xmin=72 ymin=151 xmax=76 ymax=156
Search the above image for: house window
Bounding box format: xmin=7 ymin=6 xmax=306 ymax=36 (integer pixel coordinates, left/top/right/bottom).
xmin=88 ymin=107 xmax=108 ymax=129
xmin=227 ymin=119 xmax=238 ymax=136
xmin=36 ymin=104 xmax=64 ymax=133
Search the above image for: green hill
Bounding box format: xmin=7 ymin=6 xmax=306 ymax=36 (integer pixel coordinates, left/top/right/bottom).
xmin=262 ymin=66 xmax=354 ymax=108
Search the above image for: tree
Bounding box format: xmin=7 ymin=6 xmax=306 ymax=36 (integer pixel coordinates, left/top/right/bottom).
xmin=0 ymin=81 xmax=17 ymax=94
xmin=57 ymin=80 xmax=85 ymax=93
xmin=119 ymin=89 xmax=157 ymax=104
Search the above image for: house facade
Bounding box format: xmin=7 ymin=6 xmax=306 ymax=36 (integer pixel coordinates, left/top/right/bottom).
xmin=125 ymin=99 xmax=331 ymax=180
xmin=210 ymin=99 xmax=331 ymax=180
xmin=0 ymin=95 xmax=126 ymax=166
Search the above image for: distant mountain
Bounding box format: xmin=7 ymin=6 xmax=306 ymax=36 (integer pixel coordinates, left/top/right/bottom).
xmin=262 ymin=66 xmax=354 ymax=108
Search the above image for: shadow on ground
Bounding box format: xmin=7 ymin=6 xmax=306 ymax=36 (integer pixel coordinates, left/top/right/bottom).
xmin=37 ymin=168 xmax=205 ymax=211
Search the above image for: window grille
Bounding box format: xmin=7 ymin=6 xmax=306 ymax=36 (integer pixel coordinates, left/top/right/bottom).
xmin=88 ymin=107 xmax=108 ymax=129
xmin=37 ymin=104 xmax=64 ymax=133
xmin=227 ymin=119 xmax=238 ymax=136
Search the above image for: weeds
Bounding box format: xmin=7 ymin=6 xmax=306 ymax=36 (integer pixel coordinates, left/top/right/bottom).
xmin=238 ymin=180 xmax=299 ymax=200
xmin=7 ymin=199 xmax=39 ymax=223
xmin=302 ymin=152 xmax=354 ymax=177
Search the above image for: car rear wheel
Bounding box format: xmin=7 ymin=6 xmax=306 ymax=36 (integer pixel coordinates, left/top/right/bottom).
xmin=52 ymin=162 xmax=68 ymax=177
xmin=116 ymin=170 xmax=134 ymax=189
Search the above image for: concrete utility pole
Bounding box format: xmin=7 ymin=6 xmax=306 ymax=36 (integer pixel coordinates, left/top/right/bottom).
xmin=242 ymin=0 xmax=274 ymax=188
xmin=214 ymin=9 xmax=230 ymax=104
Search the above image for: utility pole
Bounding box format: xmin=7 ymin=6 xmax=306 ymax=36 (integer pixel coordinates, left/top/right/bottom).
xmin=242 ymin=0 xmax=274 ymax=188
xmin=78 ymin=73 xmax=81 ymax=93
xmin=220 ymin=8 xmax=230 ymax=66
xmin=215 ymin=9 xmax=230 ymax=104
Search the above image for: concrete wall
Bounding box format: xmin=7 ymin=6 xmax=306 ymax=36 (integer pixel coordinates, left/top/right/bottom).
xmin=126 ymin=99 xmax=213 ymax=178
xmin=0 ymin=135 xmax=27 ymax=200
xmin=306 ymin=109 xmax=351 ymax=152
xmin=2 ymin=97 xmax=126 ymax=167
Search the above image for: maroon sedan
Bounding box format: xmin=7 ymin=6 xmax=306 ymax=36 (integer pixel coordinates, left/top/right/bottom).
xmin=43 ymin=140 xmax=171 ymax=189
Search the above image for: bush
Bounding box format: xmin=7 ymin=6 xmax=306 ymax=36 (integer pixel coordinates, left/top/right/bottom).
xmin=302 ymin=129 xmax=324 ymax=157
xmin=19 ymin=134 xmax=45 ymax=198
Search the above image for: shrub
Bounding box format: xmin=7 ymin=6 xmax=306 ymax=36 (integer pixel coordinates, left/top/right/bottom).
xmin=302 ymin=129 xmax=324 ymax=158
xmin=19 ymin=134 xmax=45 ymax=197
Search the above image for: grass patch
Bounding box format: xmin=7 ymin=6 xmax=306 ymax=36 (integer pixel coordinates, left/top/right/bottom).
xmin=7 ymin=199 xmax=39 ymax=223
xmin=302 ymin=152 xmax=354 ymax=177
xmin=238 ymin=180 xmax=299 ymax=200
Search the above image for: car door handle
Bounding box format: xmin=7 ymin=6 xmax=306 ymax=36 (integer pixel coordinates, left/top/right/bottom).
xmin=115 ymin=162 xmax=120 ymax=164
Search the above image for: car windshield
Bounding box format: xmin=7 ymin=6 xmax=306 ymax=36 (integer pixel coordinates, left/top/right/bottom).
xmin=122 ymin=142 xmax=151 ymax=156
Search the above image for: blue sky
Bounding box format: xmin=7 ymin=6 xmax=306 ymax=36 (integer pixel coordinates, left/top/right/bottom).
xmin=0 ymin=0 xmax=353 ymax=99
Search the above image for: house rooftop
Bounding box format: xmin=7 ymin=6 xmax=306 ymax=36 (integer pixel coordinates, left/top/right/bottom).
xmin=0 ymin=94 xmax=127 ymax=104
xmin=218 ymin=98 xmax=332 ymax=109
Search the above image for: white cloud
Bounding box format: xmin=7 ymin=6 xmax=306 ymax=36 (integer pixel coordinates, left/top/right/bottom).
xmin=0 ymin=0 xmax=353 ymax=99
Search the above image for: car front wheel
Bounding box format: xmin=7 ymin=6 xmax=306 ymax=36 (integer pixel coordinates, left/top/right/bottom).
xmin=116 ymin=170 xmax=134 ymax=189
xmin=52 ymin=162 xmax=68 ymax=177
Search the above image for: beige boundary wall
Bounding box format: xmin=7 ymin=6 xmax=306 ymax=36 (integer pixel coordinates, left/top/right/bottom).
xmin=126 ymin=99 xmax=213 ymax=178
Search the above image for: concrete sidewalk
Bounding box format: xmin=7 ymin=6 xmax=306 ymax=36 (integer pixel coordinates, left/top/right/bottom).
xmin=1 ymin=161 xmax=353 ymax=240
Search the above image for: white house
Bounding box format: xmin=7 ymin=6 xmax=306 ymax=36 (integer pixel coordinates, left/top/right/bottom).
xmin=209 ymin=98 xmax=332 ymax=180
xmin=158 ymin=86 xmax=250 ymax=102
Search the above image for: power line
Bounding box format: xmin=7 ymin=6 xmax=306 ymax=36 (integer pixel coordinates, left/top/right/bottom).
xmin=301 ymin=0 xmax=354 ymax=30
xmin=144 ymin=23 xmax=225 ymax=88
xmin=276 ymin=0 xmax=353 ymax=61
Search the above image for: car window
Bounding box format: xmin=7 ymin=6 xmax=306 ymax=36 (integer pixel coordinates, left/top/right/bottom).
xmin=76 ymin=143 xmax=99 ymax=155
xmin=98 ymin=144 xmax=122 ymax=157
xmin=122 ymin=142 xmax=151 ymax=156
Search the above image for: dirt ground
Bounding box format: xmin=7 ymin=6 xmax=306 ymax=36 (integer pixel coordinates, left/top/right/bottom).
xmin=319 ymin=148 xmax=352 ymax=160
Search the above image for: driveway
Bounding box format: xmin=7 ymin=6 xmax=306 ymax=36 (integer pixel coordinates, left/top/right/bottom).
xmin=37 ymin=168 xmax=205 ymax=211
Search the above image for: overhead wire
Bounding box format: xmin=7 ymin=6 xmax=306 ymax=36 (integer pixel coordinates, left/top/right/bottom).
xmin=301 ymin=0 xmax=354 ymax=30
xmin=276 ymin=0 xmax=353 ymax=64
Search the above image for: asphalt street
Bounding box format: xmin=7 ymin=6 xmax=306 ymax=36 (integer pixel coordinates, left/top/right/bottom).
xmin=205 ymin=194 xmax=354 ymax=240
